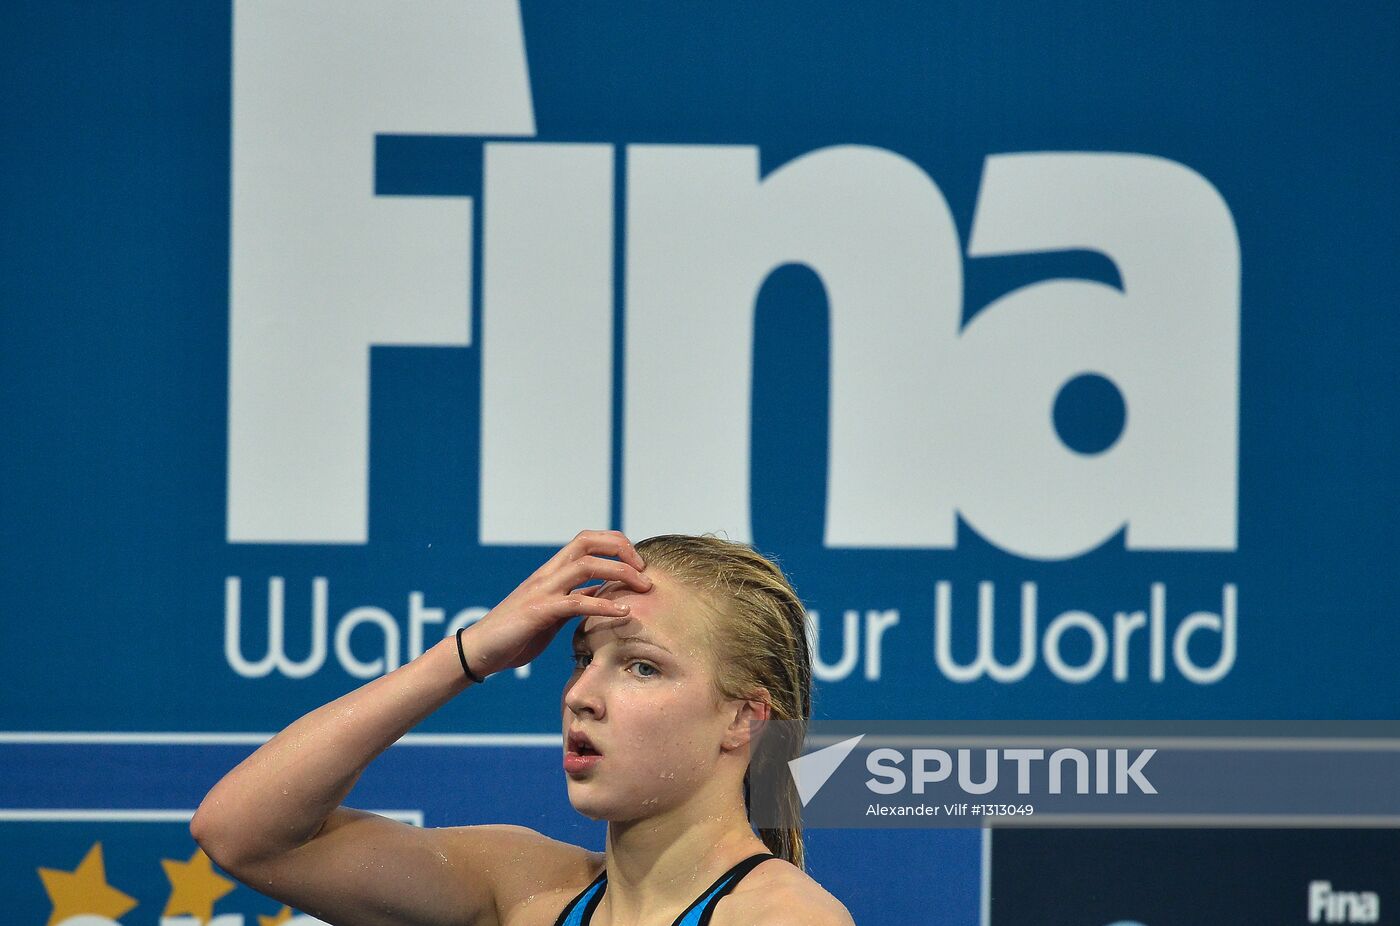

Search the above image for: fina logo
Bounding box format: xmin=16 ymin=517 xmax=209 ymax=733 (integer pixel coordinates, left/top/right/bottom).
xmin=1085 ymin=882 xmax=1383 ymax=926
xmin=1310 ymin=881 xmax=1381 ymax=924
xmin=226 ymin=0 xmax=1240 ymax=561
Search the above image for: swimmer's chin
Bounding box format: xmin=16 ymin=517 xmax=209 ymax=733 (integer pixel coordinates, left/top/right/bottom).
xmin=567 ymin=795 xmax=662 ymax=824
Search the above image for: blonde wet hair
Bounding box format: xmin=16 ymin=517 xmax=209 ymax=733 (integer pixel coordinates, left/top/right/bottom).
xmin=633 ymin=533 xmax=813 ymax=871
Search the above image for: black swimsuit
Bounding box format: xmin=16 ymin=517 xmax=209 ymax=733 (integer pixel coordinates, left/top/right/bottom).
xmin=551 ymin=852 xmax=778 ymax=926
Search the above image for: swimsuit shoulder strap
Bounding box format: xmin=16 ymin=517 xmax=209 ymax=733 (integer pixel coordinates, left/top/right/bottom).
xmin=671 ymin=852 xmax=779 ymax=926
xmin=550 ymin=865 xmax=608 ymax=926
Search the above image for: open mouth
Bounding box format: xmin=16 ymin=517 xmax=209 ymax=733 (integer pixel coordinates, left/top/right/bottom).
xmin=567 ymin=730 xmax=603 ymax=756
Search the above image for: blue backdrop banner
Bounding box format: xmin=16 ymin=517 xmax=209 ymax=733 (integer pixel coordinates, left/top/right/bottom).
xmin=2 ymin=2 xmax=1396 ymax=923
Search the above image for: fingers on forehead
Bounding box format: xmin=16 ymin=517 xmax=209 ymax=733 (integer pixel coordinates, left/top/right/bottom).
xmin=575 ymin=614 xmax=636 ymax=640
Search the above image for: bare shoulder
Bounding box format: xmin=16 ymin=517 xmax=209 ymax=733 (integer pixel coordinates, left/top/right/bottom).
xmin=716 ymin=858 xmax=855 ymax=926
xmin=436 ymin=824 xmax=605 ymax=926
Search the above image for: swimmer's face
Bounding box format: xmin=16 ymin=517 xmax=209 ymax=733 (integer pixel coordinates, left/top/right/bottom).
xmin=561 ymin=569 xmax=737 ymax=822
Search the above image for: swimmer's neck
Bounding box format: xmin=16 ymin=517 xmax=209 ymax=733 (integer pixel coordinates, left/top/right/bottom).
xmin=596 ymin=793 xmax=767 ymax=924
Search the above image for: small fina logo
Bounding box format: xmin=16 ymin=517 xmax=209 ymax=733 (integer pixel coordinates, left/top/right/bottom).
xmin=1309 ymin=880 xmax=1380 ymax=924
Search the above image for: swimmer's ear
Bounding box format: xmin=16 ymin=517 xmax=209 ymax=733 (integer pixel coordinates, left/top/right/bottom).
xmin=722 ymin=688 xmax=772 ymax=751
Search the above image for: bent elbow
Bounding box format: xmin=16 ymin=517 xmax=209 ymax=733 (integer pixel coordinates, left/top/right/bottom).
xmin=189 ymin=802 xmax=225 ymax=861
xmin=189 ymin=797 xmax=250 ymax=874
xmin=189 ymin=802 xmax=215 ymax=845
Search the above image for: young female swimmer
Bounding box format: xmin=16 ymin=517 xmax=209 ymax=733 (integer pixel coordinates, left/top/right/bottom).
xmin=191 ymin=530 xmax=855 ymax=926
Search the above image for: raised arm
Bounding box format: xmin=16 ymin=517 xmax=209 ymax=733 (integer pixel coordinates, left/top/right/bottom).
xmin=190 ymin=530 xmax=650 ymax=926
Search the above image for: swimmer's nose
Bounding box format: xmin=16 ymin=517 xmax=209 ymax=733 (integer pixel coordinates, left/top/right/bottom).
xmin=563 ymin=663 xmax=605 ymax=720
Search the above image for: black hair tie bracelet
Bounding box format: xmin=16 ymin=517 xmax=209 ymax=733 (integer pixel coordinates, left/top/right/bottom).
xmin=455 ymin=627 xmax=486 ymax=684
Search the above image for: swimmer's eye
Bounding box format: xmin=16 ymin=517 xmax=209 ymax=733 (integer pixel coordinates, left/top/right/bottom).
xmin=570 ymin=651 xmax=658 ymax=679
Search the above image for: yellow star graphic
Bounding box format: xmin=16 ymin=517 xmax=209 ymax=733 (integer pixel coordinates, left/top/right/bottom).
xmin=37 ymin=841 xmax=138 ymax=926
xmin=259 ymin=904 xmax=296 ymax=926
xmin=161 ymin=847 xmax=237 ymax=921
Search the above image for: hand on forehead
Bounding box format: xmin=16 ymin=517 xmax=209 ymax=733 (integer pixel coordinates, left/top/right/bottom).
xmin=576 ymin=575 xmax=658 ymax=638
xmin=575 ymin=573 xmax=706 ymax=656
xmin=589 ymin=575 xmax=648 ymax=598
